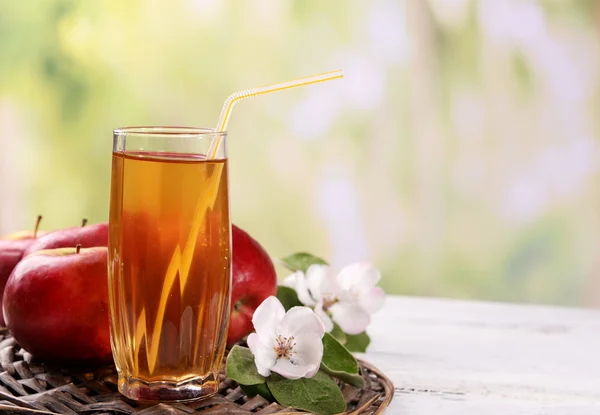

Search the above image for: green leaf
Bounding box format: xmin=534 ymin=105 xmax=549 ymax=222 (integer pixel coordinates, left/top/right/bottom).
xmin=280 ymin=252 xmax=328 ymax=273
xmin=321 ymin=333 xmax=358 ymax=374
xmin=267 ymin=371 xmax=346 ymax=415
xmin=330 ymin=323 xmax=347 ymax=345
xmin=276 ymin=286 xmax=303 ymax=311
xmin=320 ymin=333 xmax=364 ymax=388
xmin=240 ymin=383 xmax=274 ymax=401
xmin=344 ymin=331 xmax=371 ymax=353
xmin=226 ymin=346 xmax=265 ymax=386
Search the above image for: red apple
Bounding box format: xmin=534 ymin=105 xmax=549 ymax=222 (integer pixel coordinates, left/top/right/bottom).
xmin=3 ymin=246 xmax=112 ymax=362
xmin=23 ymin=221 xmax=108 ymax=257
xmin=0 ymin=243 xmax=26 ymax=319
xmin=0 ymin=215 xmax=46 ymax=326
xmin=227 ymin=225 xmax=277 ymax=346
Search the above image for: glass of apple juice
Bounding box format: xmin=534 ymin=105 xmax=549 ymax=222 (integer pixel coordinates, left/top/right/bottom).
xmin=107 ymin=127 xmax=231 ymax=402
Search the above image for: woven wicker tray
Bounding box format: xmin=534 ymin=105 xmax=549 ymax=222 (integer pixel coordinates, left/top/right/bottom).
xmin=0 ymin=329 xmax=393 ymax=414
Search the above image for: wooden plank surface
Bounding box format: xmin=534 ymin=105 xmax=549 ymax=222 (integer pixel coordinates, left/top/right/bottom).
xmin=362 ymin=296 xmax=600 ymax=414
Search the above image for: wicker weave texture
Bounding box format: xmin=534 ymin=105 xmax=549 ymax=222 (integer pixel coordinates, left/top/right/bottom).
xmin=0 ymin=330 xmax=393 ymax=414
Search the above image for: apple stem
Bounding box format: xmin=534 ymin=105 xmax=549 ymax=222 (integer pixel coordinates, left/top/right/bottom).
xmin=81 ymin=218 xmax=88 ymax=227
xmin=76 ymin=244 xmax=82 ymax=254
xmin=33 ymin=215 xmax=42 ymax=238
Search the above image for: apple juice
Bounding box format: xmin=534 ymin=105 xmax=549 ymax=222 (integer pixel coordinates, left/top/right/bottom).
xmin=108 ymin=151 xmax=231 ymax=399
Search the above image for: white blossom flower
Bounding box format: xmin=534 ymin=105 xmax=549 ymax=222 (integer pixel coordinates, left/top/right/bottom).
xmin=247 ymin=296 xmax=325 ymax=380
xmin=284 ymin=262 xmax=385 ymax=335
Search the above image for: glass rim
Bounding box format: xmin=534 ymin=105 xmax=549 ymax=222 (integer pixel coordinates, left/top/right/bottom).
xmin=113 ymin=126 xmax=227 ymax=137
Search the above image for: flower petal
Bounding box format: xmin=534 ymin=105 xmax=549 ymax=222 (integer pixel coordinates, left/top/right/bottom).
xmin=247 ymin=333 xmax=275 ymax=377
xmin=286 ymin=271 xmax=316 ymax=306
xmin=336 ymin=262 xmax=381 ymax=291
xmin=271 ymin=357 xmax=314 ymax=380
xmin=282 ymin=271 xmax=299 ymax=288
xmin=359 ymin=286 xmax=385 ymax=314
xmin=278 ymin=306 xmax=326 ymax=338
xmin=314 ymin=300 xmax=334 ymax=332
xmin=329 ymin=301 xmax=371 ymax=335
xmin=305 ymin=264 xmax=337 ymax=299
xmin=292 ymin=333 xmax=324 ymax=378
xmin=252 ymin=296 xmax=285 ymax=339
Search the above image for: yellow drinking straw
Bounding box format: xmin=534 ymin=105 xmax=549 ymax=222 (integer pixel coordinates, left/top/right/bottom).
xmin=140 ymin=70 xmax=343 ymax=374
xmin=207 ymin=69 xmax=344 ymax=158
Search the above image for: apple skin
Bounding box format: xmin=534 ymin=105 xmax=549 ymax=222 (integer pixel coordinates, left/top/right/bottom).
xmin=23 ymin=222 xmax=108 ymax=257
xmin=0 ymin=241 xmax=30 ymax=326
xmin=0 ymin=220 xmax=47 ymax=326
xmin=227 ymin=225 xmax=277 ymax=346
xmin=3 ymin=247 xmax=112 ymax=363
xmin=3 ymin=230 xmax=47 ymax=241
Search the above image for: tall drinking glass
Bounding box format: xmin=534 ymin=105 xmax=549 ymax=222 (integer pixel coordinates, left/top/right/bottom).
xmin=108 ymin=127 xmax=231 ymax=402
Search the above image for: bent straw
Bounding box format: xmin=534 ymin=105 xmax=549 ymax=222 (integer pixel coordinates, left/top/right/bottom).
xmin=142 ymin=70 xmax=343 ymax=373
xmin=207 ymin=69 xmax=344 ymax=158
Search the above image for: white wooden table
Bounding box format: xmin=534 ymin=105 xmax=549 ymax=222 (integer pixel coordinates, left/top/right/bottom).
xmin=362 ymin=296 xmax=600 ymax=414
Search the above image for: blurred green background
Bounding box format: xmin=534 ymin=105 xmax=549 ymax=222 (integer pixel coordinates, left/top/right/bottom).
xmin=1 ymin=0 xmax=599 ymax=307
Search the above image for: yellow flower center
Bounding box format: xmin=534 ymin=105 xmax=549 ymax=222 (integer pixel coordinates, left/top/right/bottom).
xmin=322 ymin=295 xmax=339 ymax=311
xmin=273 ymin=335 xmax=296 ymax=359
